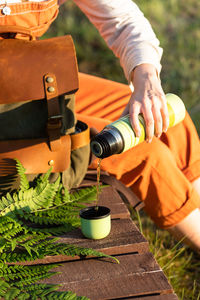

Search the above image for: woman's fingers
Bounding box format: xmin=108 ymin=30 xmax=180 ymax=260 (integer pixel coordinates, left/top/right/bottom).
xmin=125 ymin=64 xmax=170 ymax=143
xmin=152 ymin=108 xmax=162 ymax=138
xmin=142 ymin=103 xmax=154 ymax=142
xmin=160 ymin=95 xmax=169 ymax=133
xmin=129 ymin=102 xmax=141 ymax=137
xmin=152 ymin=94 xmax=169 ymax=136
xmin=129 ymin=93 xmax=169 ymax=142
xmin=151 ymin=95 xmax=168 ymax=138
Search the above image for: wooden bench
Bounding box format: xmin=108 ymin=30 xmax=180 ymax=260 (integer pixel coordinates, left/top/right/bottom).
xmin=39 ymin=171 xmax=179 ymax=299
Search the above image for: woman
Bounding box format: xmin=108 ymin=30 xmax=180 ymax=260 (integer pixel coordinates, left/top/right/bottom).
xmin=0 ymin=0 xmax=200 ymax=251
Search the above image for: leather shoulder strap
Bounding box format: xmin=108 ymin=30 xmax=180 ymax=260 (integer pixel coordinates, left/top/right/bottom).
xmin=71 ymin=124 xmax=90 ymax=151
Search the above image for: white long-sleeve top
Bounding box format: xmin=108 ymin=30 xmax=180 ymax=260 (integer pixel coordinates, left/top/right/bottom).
xmin=3 ymin=0 xmax=163 ymax=83
xmin=73 ymin=0 xmax=163 ymax=84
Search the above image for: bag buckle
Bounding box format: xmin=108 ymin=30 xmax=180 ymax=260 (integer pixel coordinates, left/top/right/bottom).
xmin=47 ymin=115 xmax=63 ymax=130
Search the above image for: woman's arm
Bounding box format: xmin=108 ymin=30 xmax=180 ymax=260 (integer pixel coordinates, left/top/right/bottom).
xmin=73 ymin=0 xmax=162 ymax=82
xmin=73 ymin=0 xmax=168 ymax=141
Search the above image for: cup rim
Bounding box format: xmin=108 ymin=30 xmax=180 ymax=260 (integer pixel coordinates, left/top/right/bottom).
xmin=79 ymin=206 xmax=110 ymax=220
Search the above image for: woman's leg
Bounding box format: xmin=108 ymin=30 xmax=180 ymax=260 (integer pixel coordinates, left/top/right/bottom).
xmin=168 ymin=208 xmax=200 ymax=252
xmin=76 ymin=73 xmax=200 ymax=250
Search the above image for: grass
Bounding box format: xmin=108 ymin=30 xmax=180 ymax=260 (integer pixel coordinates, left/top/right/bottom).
xmin=133 ymin=0 xmax=200 ymax=133
xmin=132 ymin=208 xmax=200 ymax=299
xmin=44 ymin=0 xmax=200 ymax=298
xmin=44 ymin=0 xmax=200 ymax=133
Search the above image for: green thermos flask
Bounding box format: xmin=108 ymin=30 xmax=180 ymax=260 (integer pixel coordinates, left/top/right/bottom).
xmin=90 ymin=93 xmax=186 ymax=158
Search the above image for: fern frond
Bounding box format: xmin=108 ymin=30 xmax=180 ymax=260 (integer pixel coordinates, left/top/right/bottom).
xmin=36 ymin=167 xmax=53 ymax=184
xmin=23 ymin=284 xmax=89 ymax=300
xmin=0 ymin=263 xmax=60 ymax=281
xmin=3 ymin=287 xmax=21 ymax=300
xmin=0 ymin=223 xmax=54 ymax=255
xmin=0 ymin=179 xmax=61 ymax=217
xmin=15 ymin=159 xmax=29 ymax=191
xmin=23 ymin=212 xmax=80 ymax=228
xmin=2 ymin=240 xmax=119 ymax=264
xmin=0 ymin=279 xmax=12 ymax=297
xmin=33 ymin=185 xmax=99 ymax=216
xmin=0 ymin=216 xmax=20 ymax=234
xmin=33 ymin=174 xmax=61 ymax=210
xmin=34 ymin=204 xmax=80 ymax=218
xmin=2 ymin=250 xmax=42 ymax=263
xmin=23 ymin=283 xmax=60 ymax=292
xmin=70 ymin=186 xmax=100 ymax=204
xmin=39 ymin=290 xmax=89 ymax=300
xmin=17 ymin=292 xmax=30 ymax=300
xmin=3 ymin=225 xmax=25 ymax=239
xmin=0 ymin=216 xmax=26 ymax=251
xmin=0 ymin=161 xmax=116 ymax=299
xmin=34 ymin=243 xmax=120 ymax=264
xmin=32 ymin=223 xmax=77 ymax=235
xmin=62 ymin=187 xmax=71 ymax=203
xmin=15 ymin=271 xmax=59 ymax=288
xmin=0 ymin=282 xmax=29 ymax=300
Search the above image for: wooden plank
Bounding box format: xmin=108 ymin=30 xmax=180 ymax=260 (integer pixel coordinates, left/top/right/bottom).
xmin=125 ymin=294 xmax=178 ymax=300
xmin=57 ymin=218 xmax=148 ymax=255
xmin=98 ymin=186 xmax=130 ymax=219
xmin=14 ymin=218 xmax=149 ymax=265
xmin=42 ymin=252 xmax=173 ymax=299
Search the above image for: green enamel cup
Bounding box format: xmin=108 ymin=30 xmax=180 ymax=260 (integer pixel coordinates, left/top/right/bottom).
xmin=79 ymin=206 xmax=111 ymax=239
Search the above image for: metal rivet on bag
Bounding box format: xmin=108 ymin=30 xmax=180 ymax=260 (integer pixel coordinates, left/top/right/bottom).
xmin=2 ymin=6 xmax=11 ymax=15
xmin=48 ymin=160 xmax=54 ymax=166
xmin=46 ymin=77 xmax=54 ymax=83
xmin=47 ymin=86 xmax=55 ymax=93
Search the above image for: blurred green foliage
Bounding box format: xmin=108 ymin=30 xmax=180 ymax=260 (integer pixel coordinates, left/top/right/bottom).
xmin=44 ymin=0 xmax=200 ymax=132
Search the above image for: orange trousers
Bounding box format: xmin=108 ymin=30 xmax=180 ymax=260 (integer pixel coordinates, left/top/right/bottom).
xmin=76 ymin=73 xmax=200 ymax=229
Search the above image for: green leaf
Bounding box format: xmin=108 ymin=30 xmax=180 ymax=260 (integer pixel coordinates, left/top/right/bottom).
xmin=4 ymin=287 xmax=21 ymax=300
xmin=11 ymin=239 xmax=17 ymax=251
xmin=15 ymin=159 xmax=29 ymax=191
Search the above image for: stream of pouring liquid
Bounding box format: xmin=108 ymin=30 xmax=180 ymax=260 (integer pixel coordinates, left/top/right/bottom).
xmin=95 ymin=158 xmax=102 ymax=209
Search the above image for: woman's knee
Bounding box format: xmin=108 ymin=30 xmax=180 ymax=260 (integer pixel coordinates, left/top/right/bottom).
xmin=167 ymin=208 xmax=200 ymax=253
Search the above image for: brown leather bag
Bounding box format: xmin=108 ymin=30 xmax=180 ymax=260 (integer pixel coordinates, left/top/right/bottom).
xmin=0 ymin=26 xmax=90 ymax=179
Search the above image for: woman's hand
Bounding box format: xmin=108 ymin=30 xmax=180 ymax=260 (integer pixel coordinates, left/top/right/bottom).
xmin=121 ymin=63 xmax=169 ymax=142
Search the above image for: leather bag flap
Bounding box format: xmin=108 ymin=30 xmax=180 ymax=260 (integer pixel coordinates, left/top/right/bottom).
xmin=0 ymin=35 xmax=79 ymax=104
